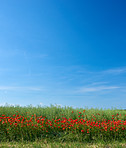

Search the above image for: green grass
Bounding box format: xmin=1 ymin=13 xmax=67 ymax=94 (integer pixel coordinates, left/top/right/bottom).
xmin=0 ymin=104 xmax=126 ymax=121
xmin=0 ymin=140 xmax=126 ymax=148
xmin=0 ymin=104 xmax=126 ymax=147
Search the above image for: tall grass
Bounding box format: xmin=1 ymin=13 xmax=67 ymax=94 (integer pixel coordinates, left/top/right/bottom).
xmin=0 ymin=105 xmax=126 ymax=143
xmin=0 ymin=104 xmax=125 ymax=120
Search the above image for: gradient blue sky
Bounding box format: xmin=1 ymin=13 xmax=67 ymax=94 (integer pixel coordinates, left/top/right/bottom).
xmin=0 ymin=0 xmax=126 ymax=109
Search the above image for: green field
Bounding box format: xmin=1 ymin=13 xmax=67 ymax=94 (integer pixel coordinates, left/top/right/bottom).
xmin=0 ymin=141 xmax=126 ymax=148
xmin=0 ymin=105 xmax=126 ymax=147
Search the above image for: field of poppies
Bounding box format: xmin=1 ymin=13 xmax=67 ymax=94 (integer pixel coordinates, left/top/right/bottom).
xmin=0 ymin=105 xmax=126 ymax=143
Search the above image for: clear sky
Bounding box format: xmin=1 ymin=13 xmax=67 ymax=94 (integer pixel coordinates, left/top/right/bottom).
xmin=0 ymin=0 xmax=126 ymax=109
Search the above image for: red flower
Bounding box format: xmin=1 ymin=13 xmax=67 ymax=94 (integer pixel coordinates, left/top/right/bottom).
xmin=37 ymin=120 xmax=40 ymax=123
xmin=87 ymin=129 xmax=89 ymax=133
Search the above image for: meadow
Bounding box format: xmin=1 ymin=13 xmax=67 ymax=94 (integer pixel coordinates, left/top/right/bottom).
xmin=0 ymin=105 xmax=126 ymax=147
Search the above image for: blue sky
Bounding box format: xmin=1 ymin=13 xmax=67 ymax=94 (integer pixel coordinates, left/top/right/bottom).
xmin=0 ymin=0 xmax=126 ymax=109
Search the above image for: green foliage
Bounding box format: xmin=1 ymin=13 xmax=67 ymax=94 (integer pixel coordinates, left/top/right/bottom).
xmin=0 ymin=104 xmax=126 ymax=120
xmin=0 ymin=105 xmax=126 ymax=143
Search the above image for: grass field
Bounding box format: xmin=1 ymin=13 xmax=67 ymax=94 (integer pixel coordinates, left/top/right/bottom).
xmin=0 ymin=140 xmax=126 ymax=148
xmin=0 ymin=105 xmax=126 ymax=147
